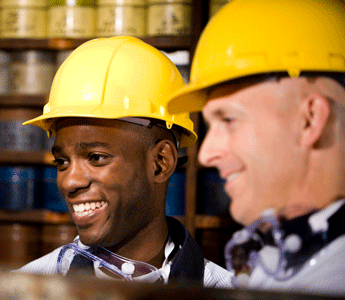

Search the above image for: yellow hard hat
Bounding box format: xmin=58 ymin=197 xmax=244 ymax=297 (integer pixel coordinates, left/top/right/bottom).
xmin=23 ymin=36 xmax=197 ymax=148
xmin=167 ymin=0 xmax=345 ymax=114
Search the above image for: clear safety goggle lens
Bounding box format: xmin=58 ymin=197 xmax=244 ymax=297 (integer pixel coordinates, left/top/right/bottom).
xmin=224 ymin=209 xmax=304 ymax=286
xmin=57 ymin=239 xmax=164 ymax=283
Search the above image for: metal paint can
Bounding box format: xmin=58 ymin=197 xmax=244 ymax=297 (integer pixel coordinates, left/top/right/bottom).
xmin=147 ymin=0 xmax=191 ymax=36
xmin=40 ymin=166 xmax=68 ymax=212
xmin=96 ymin=0 xmax=146 ymax=37
xmin=0 ymin=51 xmax=10 ymax=95
xmin=165 ymin=171 xmax=185 ymax=216
xmin=0 ymin=0 xmax=47 ymax=38
xmin=48 ymin=0 xmax=96 ymax=38
xmin=0 ymin=167 xmax=39 ymax=211
xmin=209 ymin=0 xmax=231 ymax=18
xmin=0 ymin=108 xmax=45 ymax=151
xmin=41 ymin=224 xmax=78 ymax=255
xmin=198 ymin=170 xmax=230 ymax=216
xmin=56 ymin=49 xmax=73 ymax=69
xmin=10 ymin=50 xmax=55 ymax=95
xmin=0 ymin=223 xmax=41 ymax=268
xmin=163 ymin=50 xmax=189 ymax=83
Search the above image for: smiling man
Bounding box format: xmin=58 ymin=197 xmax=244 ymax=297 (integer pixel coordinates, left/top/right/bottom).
xmin=167 ymin=0 xmax=345 ymax=294
xmin=17 ymin=36 xmax=232 ymax=287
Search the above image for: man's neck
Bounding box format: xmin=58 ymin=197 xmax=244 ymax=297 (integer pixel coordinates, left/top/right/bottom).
xmin=105 ymin=216 xmax=169 ymax=269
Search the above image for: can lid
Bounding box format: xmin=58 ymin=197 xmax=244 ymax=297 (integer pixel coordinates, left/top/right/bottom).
xmin=148 ymin=0 xmax=191 ymax=4
xmin=1 ymin=0 xmax=48 ymax=6
xmin=48 ymin=0 xmax=96 ymax=6
xmin=162 ymin=50 xmax=189 ymax=66
xmin=98 ymin=0 xmax=146 ymax=5
xmin=12 ymin=50 xmax=55 ymax=64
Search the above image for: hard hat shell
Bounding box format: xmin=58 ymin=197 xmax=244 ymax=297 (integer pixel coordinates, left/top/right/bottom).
xmin=167 ymin=0 xmax=345 ymax=114
xmin=23 ymin=36 xmax=197 ymax=148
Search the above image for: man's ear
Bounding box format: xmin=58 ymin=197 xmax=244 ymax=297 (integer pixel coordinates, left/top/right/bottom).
xmin=151 ymin=140 xmax=178 ymax=183
xmin=299 ymin=93 xmax=331 ymax=147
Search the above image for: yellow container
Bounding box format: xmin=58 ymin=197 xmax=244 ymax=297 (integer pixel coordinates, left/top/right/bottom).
xmin=147 ymin=0 xmax=191 ymax=36
xmin=96 ymin=0 xmax=146 ymax=37
xmin=0 ymin=0 xmax=48 ymax=38
xmin=209 ymin=0 xmax=231 ymax=18
xmin=48 ymin=0 xmax=96 ymax=38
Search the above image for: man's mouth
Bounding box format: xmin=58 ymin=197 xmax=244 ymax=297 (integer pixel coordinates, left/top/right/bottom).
xmin=73 ymin=201 xmax=106 ymax=217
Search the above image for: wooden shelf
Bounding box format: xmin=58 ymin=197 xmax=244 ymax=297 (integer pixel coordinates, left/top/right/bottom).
xmin=0 ymin=209 xmax=186 ymax=226
xmin=0 ymin=151 xmax=54 ymax=165
xmin=0 ymin=95 xmax=47 ymax=107
xmin=0 ymin=36 xmax=191 ymax=51
xmin=195 ymin=215 xmax=234 ymax=229
xmin=0 ymin=209 xmax=73 ymax=224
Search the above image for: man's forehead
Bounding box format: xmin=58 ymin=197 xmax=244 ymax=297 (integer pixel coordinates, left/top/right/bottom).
xmin=54 ymin=117 xmax=126 ymax=132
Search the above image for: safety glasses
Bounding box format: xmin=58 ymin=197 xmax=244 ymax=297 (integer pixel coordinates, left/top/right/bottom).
xmin=224 ymin=209 xmax=305 ymax=286
xmin=57 ymin=239 xmax=164 ymax=283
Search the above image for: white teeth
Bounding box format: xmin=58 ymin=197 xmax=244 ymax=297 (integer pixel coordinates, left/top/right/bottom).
xmin=227 ymin=173 xmax=239 ymax=182
xmin=73 ymin=201 xmax=106 ymax=214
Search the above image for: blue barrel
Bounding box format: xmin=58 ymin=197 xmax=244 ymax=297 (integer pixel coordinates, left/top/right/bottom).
xmin=0 ymin=166 xmax=38 ymax=210
xmin=41 ymin=166 xmax=68 ymax=212
xmin=0 ymin=108 xmax=45 ymax=152
xmin=165 ymin=171 xmax=185 ymax=216
xmin=198 ymin=170 xmax=230 ymax=216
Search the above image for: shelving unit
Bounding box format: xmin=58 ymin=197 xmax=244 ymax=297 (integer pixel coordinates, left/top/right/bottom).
xmin=0 ymin=0 xmax=238 ymax=268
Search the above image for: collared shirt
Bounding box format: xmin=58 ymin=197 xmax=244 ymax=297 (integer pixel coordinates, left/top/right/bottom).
xmin=16 ymin=217 xmax=233 ymax=289
xmin=246 ymin=200 xmax=345 ymax=294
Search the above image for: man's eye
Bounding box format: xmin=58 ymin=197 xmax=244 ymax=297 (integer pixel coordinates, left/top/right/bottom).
xmin=89 ymin=153 xmax=107 ymax=163
xmin=222 ymin=117 xmax=234 ymax=124
xmin=52 ymin=158 xmax=67 ymax=168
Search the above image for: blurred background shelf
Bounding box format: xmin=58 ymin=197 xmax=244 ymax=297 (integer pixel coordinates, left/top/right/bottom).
xmin=0 ymin=151 xmax=54 ymax=165
xmin=0 ymin=209 xmax=73 ymax=224
xmin=0 ymin=95 xmax=48 ymax=107
xmin=0 ymin=36 xmax=191 ymax=51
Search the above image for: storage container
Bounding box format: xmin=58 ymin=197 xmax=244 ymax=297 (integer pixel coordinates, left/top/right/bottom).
xmin=0 ymin=51 xmax=10 ymax=95
xmin=147 ymin=0 xmax=191 ymax=36
xmin=198 ymin=170 xmax=230 ymax=216
xmin=165 ymin=170 xmax=185 ymax=216
xmin=10 ymin=50 xmax=55 ymax=95
xmin=163 ymin=50 xmax=189 ymax=83
xmin=0 ymin=167 xmax=39 ymax=211
xmin=96 ymin=0 xmax=146 ymax=37
xmin=0 ymin=223 xmax=41 ymax=268
xmin=56 ymin=49 xmax=73 ymax=69
xmin=48 ymin=0 xmax=96 ymax=38
xmin=41 ymin=224 xmax=78 ymax=255
xmin=0 ymin=108 xmax=45 ymax=151
xmin=209 ymin=0 xmax=231 ymax=18
xmin=0 ymin=0 xmax=48 ymax=38
xmin=40 ymin=166 xmax=68 ymax=212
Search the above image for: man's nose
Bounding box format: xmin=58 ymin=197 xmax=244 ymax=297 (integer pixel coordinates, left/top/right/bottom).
xmin=198 ymin=125 xmax=226 ymax=168
xmin=58 ymin=162 xmax=90 ymax=196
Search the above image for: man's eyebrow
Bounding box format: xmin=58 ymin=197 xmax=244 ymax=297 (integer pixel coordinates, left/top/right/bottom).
xmin=77 ymin=142 xmax=111 ymax=150
xmin=51 ymin=145 xmax=62 ymax=155
xmin=51 ymin=142 xmax=111 ymax=155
